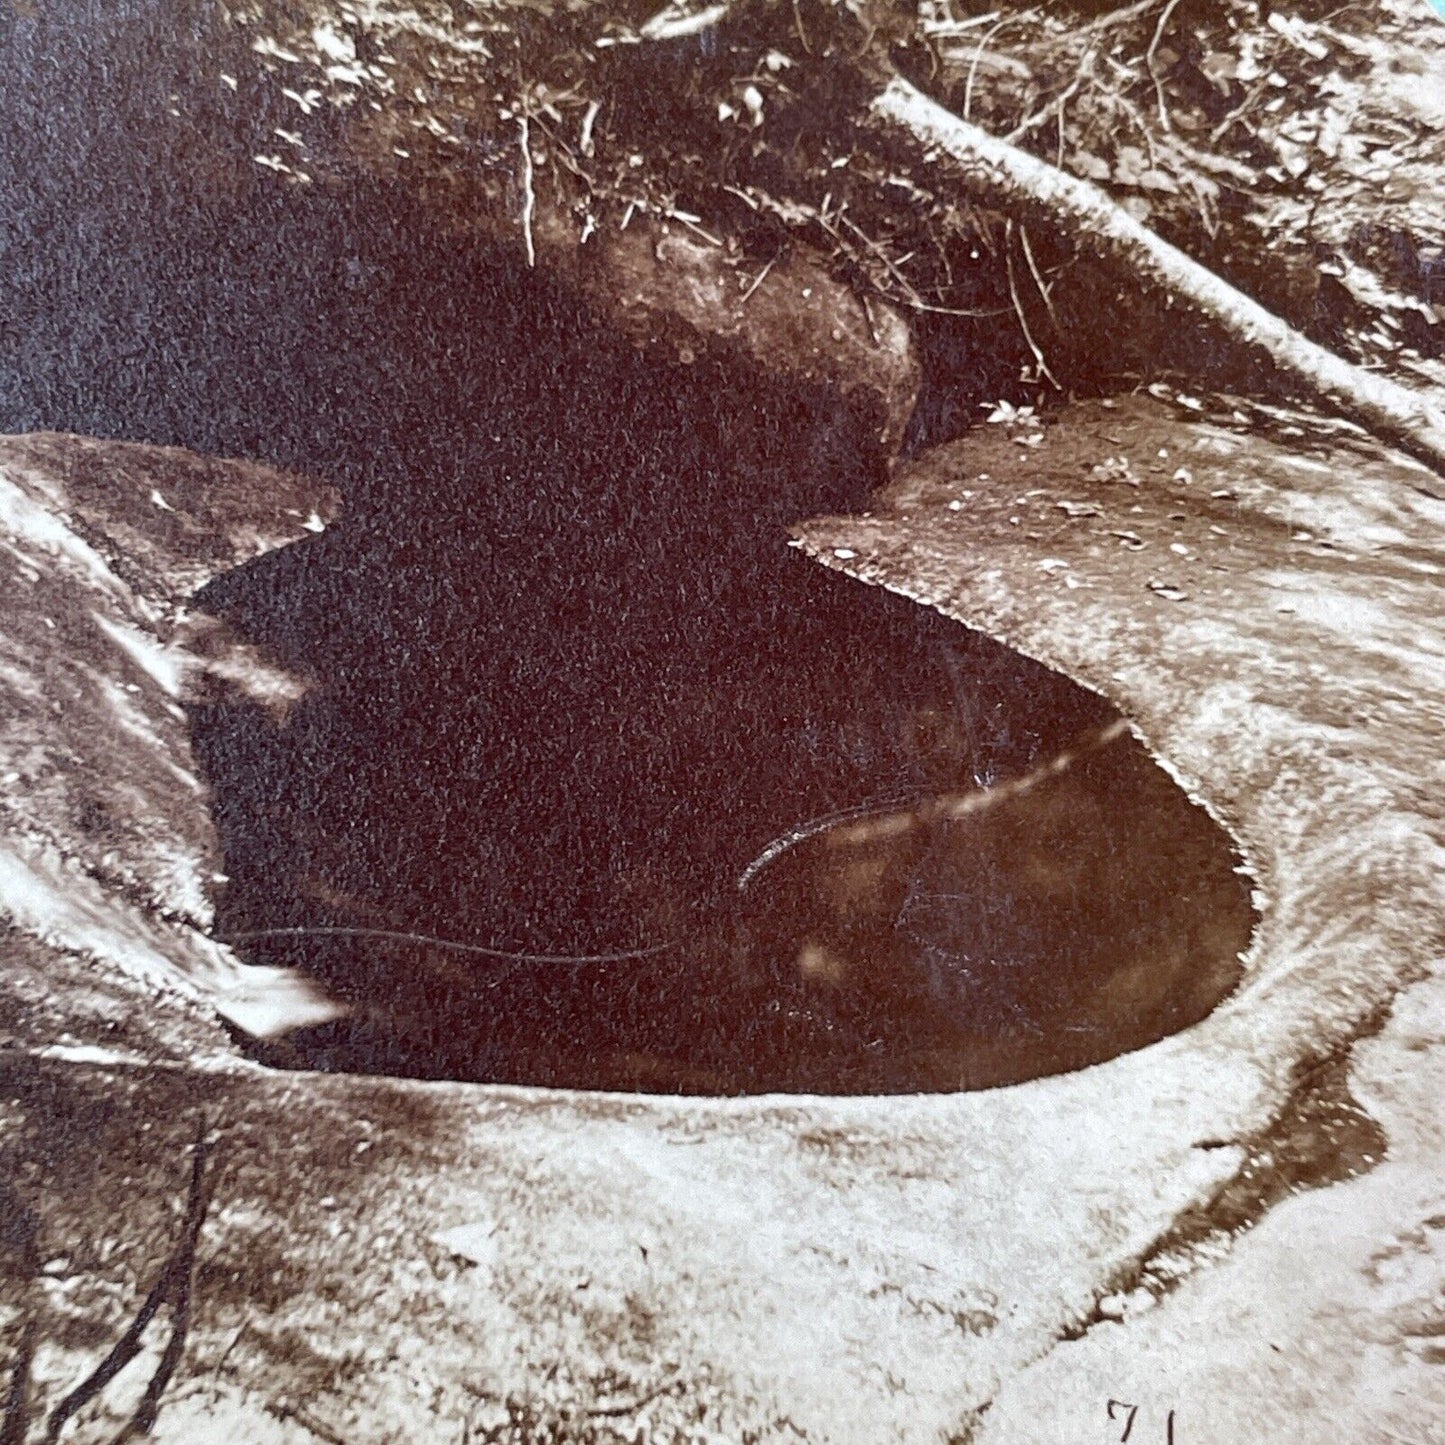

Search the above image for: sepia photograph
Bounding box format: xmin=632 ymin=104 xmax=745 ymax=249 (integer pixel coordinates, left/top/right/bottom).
xmin=1 ymin=0 xmax=1443 ymax=1438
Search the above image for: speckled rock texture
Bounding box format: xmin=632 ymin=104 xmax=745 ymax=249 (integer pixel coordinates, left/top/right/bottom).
xmin=0 ymin=396 xmax=1441 ymax=1442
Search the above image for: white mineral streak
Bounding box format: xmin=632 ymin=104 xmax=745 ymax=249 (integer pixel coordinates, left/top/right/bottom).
xmin=92 ymin=613 xmax=189 ymax=697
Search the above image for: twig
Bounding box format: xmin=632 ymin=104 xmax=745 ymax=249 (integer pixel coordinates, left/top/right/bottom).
xmin=858 ymin=289 xmax=882 ymax=346
xmin=118 ymin=1253 xmax=193 ymax=1440
xmin=906 ymin=297 xmax=1017 ymax=318
xmin=922 ymin=11 xmax=1000 ymax=38
xmin=1209 ymin=77 xmax=1269 ymax=144
xmin=45 ymin=1120 xmax=215 ymax=1443
xmin=266 ymin=1400 xmax=349 ymax=1445
xmin=45 ymin=1257 xmax=174 ymax=1435
xmin=838 ymin=213 xmax=928 ymax=310
xmin=931 ymin=227 xmax=956 ymax=289
xmin=525 ymin=113 xmax=590 ymax=188
xmin=1146 ymin=0 xmax=1183 ymax=131
xmin=963 ymin=13 xmax=1018 ymax=121
xmin=1004 ymin=222 xmax=1061 ymax=389
xmin=737 ymin=255 xmax=777 ymax=305
xmin=209 ymin=1316 xmax=249 ymax=1388
xmin=517 ymin=115 xmax=536 ymax=268
xmin=577 ymin=98 xmax=599 ymax=158
xmin=1 ymin=1316 xmax=35 ymax=1445
xmin=720 ymin=179 xmax=1004 ymax=321
xmin=585 ymin=1377 xmax=682 ymax=1418
xmin=1005 ymin=53 xmax=1091 ymax=144
xmin=739 ymin=791 xmax=921 ymax=891
xmin=742 ymin=720 xmax=1133 ymax=886
xmin=1078 ymin=0 xmax=1173 ymax=38
xmin=124 ymin=1129 xmax=222 ymax=1436
xmin=791 ymin=0 xmax=812 ymax=54
xmin=1107 ymin=88 xmax=1162 ymax=169
xmin=1161 ymin=131 xmax=1259 ymax=189
xmin=1018 ymin=225 xmax=1058 ymax=323
xmin=218 ymin=925 xmax=675 ymax=968
xmin=666 ymin=210 xmax=724 ymax=247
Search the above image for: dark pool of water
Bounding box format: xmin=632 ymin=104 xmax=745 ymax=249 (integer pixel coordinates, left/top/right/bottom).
xmin=0 ymin=48 xmax=1254 ymax=1092
xmin=195 ymin=524 xmax=1207 ymax=1095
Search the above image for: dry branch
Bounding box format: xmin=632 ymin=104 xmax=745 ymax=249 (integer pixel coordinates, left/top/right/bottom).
xmin=517 ymin=115 xmax=537 ymax=269
xmin=868 ymin=77 xmax=1445 ymax=490
xmin=45 ymin=1121 xmax=215 ymax=1443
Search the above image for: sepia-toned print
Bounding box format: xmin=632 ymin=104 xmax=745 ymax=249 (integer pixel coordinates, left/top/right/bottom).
xmin=1 ymin=1 xmax=1443 ymax=1440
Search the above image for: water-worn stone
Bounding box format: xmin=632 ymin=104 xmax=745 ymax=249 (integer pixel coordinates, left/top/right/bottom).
xmin=1 ymin=396 xmax=1441 ymax=1440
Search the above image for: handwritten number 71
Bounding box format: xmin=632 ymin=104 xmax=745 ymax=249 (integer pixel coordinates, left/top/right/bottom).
xmin=1107 ymin=1401 xmax=1176 ymax=1443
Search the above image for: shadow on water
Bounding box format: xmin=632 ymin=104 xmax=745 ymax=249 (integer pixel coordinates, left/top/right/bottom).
xmin=0 ymin=30 xmax=1255 ymax=1092
xmin=176 ymin=220 xmax=1249 ymax=1093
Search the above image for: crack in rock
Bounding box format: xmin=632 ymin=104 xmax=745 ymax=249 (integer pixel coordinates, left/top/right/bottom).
xmin=941 ymin=1005 xmax=1396 ymax=1442
xmin=1069 ymin=1005 xmax=1395 ymax=1343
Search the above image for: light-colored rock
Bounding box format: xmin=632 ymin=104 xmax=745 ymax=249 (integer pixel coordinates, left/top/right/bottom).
xmin=1 ymin=398 xmax=1440 ymax=1440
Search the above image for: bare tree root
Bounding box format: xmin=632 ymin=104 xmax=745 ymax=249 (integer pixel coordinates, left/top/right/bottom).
xmin=868 ymin=77 xmax=1445 ymax=493
xmin=44 ymin=1120 xmax=215 ymax=1443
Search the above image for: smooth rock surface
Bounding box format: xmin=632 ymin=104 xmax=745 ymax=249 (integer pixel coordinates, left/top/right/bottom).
xmin=0 ymin=401 xmax=1441 ymax=1441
